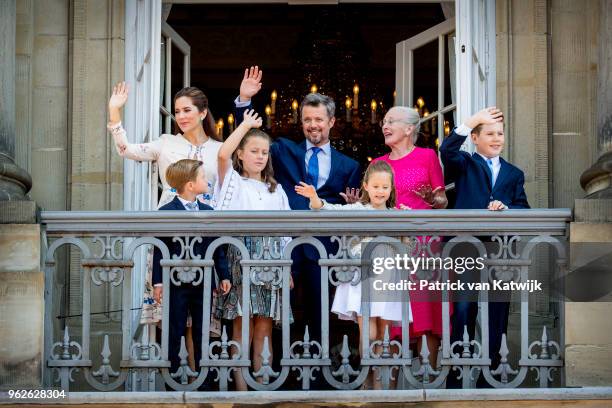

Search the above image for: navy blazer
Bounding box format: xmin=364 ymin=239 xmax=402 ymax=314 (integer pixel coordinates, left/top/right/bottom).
xmin=440 ymin=129 xmax=530 ymax=209
xmin=152 ymin=196 xmax=230 ymax=287
xmin=236 ymin=103 xmax=361 ymax=209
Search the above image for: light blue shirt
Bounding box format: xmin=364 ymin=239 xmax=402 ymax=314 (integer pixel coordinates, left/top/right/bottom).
xmin=234 ymin=96 xmax=252 ymax=108
xmin=177 ymin=196 xmax=200 ymax=211
xmin=305 ymin=140 xmax=331 ymax=189
xmin=476 ymin=153 xmax=500 ymax=186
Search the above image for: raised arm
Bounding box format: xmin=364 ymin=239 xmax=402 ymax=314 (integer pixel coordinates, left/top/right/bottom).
xmin=217 ymin=109 xmax=263 ymax=187
xmin=234 ymin=66 xmax=262 ymax=126
xmin=107 ymin=81 xmax=161 ymax=161
xmin=440 ymin=107 xmax=503 ymax=172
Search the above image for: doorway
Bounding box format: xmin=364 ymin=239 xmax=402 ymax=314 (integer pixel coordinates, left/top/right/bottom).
xmin=164 ymin=3 xmax=451 ymax=167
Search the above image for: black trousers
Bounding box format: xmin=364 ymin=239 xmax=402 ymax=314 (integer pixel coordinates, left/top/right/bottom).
xmin=167 ymin=283 xmax=214 ymax=390
xmin=446 ymin=300 xmax=510 ymax=388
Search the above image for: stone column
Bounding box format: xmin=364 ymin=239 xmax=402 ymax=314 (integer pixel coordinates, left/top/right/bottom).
xmin=0 ymin=0 xmax=32 ymax=204
xmin=0 ymin=0 xmax=42 ymax=391
xmin=568 ymin=1 xmax=612 ymax=387
xmin=580 ymin=0 xmax=612 ymax=198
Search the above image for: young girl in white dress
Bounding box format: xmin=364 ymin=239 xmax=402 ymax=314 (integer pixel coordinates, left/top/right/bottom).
xmin=295 ymin=160 xmax=412 ymax=389
xmin=213 ymin=109 xmax=292 ymax=391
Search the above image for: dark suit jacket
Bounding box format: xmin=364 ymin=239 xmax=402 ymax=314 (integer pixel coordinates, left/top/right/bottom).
xmin=439 ymin=129 xmax=530 ymax=209
xmin=236 ymin=103 xmax=361 ymax=209
xmin=152 ymin=196 xmax=230 ymax=287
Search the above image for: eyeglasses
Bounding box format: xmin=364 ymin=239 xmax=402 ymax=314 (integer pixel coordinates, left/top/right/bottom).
xmin=379 ymin=119 xmax=413 ymax=128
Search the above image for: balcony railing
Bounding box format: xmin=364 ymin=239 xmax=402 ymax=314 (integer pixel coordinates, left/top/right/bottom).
xmin=41 ymin=209 xmax=570 ymax=391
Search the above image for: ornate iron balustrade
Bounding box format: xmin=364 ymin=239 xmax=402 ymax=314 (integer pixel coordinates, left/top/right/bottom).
xmin=41 ymin=209 xmax=570 ymax=391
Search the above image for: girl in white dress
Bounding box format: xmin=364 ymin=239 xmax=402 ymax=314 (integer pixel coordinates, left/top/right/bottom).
xmin=213 ymin=109 xmax=292 ymax=391
xmin=295 ymin=160 xmax=412 ymax=389
xmin=107 ymin=82 xmax=223 ymax=208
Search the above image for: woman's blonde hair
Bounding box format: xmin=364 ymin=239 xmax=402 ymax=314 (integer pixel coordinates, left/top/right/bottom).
xmin=360 ymin=160 xmax=397 ymax=208
xmin=233 ymin=129 xmax=278 ymax=193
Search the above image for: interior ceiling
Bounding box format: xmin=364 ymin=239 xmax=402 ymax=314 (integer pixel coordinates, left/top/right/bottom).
xmin=166 ymin=3 xmax=445 ymax=118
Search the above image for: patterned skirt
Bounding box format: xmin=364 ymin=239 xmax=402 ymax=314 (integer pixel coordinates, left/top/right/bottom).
xmin=215 ymin=237 xmax=293 ymax=324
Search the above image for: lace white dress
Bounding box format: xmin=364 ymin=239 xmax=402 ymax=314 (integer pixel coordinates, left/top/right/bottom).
xmin=212 ymin=165 xmax=292 ymax=323
xmin=107 ymin=121 xmax=223 ymax=208
xmin=317 ymin=201 xmax=412 ymax=323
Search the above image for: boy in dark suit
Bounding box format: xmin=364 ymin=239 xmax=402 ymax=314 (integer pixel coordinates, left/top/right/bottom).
xmin=152 ymin=159 xmax=231 ymax=388
xmin=440 ymin=107 xmax=529 ymax=387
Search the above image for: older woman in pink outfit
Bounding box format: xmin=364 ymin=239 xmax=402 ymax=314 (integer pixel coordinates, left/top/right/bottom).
xmin=373 ymin=106 xmax=449 ymax=368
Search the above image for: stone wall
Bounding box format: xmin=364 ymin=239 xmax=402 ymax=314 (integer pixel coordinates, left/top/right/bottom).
xmin=69 ymin=0 xmax=125 ymax=211
xmin=550 ymin=0 xmax=600 ymax=208
xmin=15 ymin=0 xmax=125 ymax=212
xmin=496 ymin=0 xmax=551 ymax=208
xmin=15 ymin=0 xmax=69 ymax=211
xmin=0 ymin=224 xmax=42 ymax=389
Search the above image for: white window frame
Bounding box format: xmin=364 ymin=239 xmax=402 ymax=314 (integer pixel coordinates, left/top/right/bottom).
xmin=456 ymin=0 xmax=496 ymax=130
xmin=160 ymin=21 xmax=191 ymax=134
xmin=124 ymin=0 xmax=162 ymax=212
xmin=395 ymin=17 xmax=456 ymax=149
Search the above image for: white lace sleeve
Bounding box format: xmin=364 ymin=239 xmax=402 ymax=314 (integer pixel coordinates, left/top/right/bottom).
xmin=212 ymin=165 xmax=242 ymax=210
xmin=317 ymin=200 xmax=366 ymax=210
xmin=107 ymin=121 xmax=161 ymax=161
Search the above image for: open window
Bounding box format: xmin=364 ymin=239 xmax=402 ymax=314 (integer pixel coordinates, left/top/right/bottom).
xmin=395 ymin=17 xmax=456 ymax=150
xmin=395 ymin=0 xmax=496 ymax=153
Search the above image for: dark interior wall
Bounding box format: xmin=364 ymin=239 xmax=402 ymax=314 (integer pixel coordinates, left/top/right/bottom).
xmin=166 ymin=3 xmax=444 ymax=117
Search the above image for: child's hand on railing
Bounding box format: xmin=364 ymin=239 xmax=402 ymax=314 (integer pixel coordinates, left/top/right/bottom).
xmin=219 ymin=279 xmax=232 ymax=295
xmin=153 ymin=286 xmax=162 ymax=304
xmin=488 ymin=200 xmax=508 ymax=211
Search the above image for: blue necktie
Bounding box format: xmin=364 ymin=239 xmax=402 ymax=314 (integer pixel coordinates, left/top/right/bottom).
xmin=486 ymin=158 xmax=495 ymax=188
xmin=307 ymin=147 xmax=321 ymax=187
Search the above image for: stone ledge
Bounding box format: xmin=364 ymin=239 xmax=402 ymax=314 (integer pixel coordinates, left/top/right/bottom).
xmin=0 ymin=200 xmax=38 ymax=224
xmin=574 ymin=199 xmax=612 ymax=222
xmin=1 ymin=387 xmax=611 ymax=406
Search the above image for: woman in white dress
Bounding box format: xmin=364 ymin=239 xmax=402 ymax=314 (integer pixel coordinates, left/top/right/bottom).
xmin=106 ymin=81 xmax=227 ymax=361
xmin=107 ymin=82 xmax=224 ymax=207
xmin=296 ymin=160 xmax=412 ymax=389
xmin=213 ymin=109 xmax=292 ymax=390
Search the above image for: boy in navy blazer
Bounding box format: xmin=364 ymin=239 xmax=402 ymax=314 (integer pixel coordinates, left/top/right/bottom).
xmin=440 ymin=107 xmax=529 ymax=387
xmin=152 ymin=159 xmax=231 ymax=388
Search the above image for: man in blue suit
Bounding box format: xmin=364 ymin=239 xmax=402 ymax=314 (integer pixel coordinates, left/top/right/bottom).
xmin=233 ymin=67 xmax=361 ymax=353
xmin=440 ymin=107 xmax=529 ymax=388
